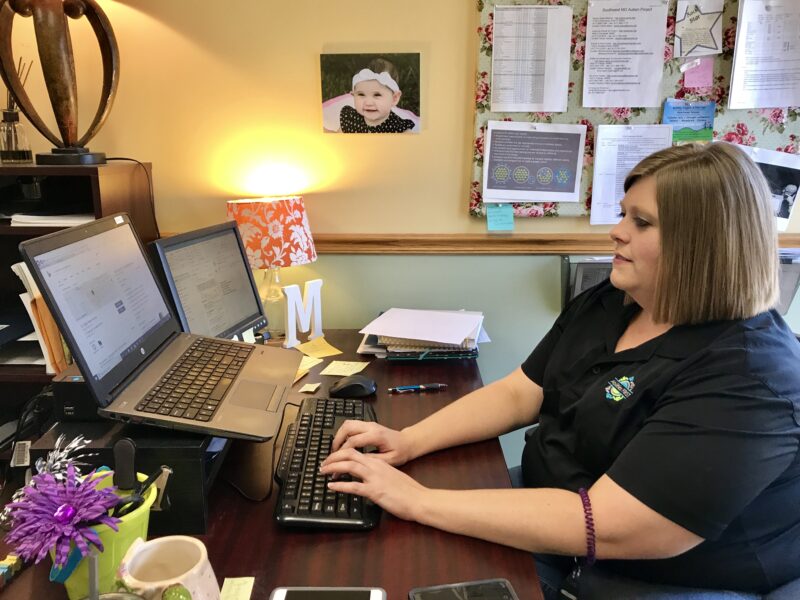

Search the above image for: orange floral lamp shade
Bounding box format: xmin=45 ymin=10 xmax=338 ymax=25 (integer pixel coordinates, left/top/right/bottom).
xmin=226 ymin=196 xmax=317 ymax=270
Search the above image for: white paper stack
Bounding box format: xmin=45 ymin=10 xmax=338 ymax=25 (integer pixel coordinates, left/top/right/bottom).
xmin=11 ymin=262 xmax=69 ymax=374
xmin=10 ymin=213 xmax=94 ymax=227
xmin=358 ymin=308 xmax=490 ymax=359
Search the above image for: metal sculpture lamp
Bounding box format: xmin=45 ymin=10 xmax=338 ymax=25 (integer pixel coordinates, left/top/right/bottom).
xmin=0 ymin=0 xmax=119 ymax=164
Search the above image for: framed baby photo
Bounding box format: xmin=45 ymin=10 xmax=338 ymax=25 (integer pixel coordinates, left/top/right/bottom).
xmin=320 ymin=52 xmax=421 ymax=134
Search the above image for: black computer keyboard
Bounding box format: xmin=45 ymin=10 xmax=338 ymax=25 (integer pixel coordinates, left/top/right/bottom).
xmin=274 ymin=397 xmax=381 ymax=530
xmin=135 ymin=338 xmax=253 ymax=422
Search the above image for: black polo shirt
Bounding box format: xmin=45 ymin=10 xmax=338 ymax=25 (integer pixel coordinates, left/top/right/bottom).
xmin=520 ymin=280 xmax=800 ymax=593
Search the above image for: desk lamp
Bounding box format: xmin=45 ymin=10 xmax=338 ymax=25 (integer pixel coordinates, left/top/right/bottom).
xmin=227 ymin=196 xmax=317 ymax=341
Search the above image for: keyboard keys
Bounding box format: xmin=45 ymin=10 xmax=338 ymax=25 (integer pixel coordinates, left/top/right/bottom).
xmin=134 ymin=338 xmax=252 ymax=421
xmin=274 ymin=397 xmax=380 ymax=529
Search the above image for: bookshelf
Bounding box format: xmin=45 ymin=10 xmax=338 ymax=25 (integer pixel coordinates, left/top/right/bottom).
xmin=0 ymin=163 xmax=156 ymax=396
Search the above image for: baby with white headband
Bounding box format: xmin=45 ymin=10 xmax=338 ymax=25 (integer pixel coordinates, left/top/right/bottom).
xmin=339 ymin=58 xmax=414 ymax=134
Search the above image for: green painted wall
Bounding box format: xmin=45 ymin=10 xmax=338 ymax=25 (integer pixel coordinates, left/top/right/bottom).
xmin=281 ymin=255 xmax=800 ymax=468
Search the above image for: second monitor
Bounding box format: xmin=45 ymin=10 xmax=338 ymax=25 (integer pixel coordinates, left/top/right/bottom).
xmin=150 ymin=221 xmax=266 ymax=340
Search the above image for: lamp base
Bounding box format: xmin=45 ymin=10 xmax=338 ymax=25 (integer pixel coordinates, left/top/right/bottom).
xmin=261 ymin=267 xmax=286 ymax=338
xmin=263 ymin=298 xmax=286 ymax=339
xmin=36 ymin=147 xmax=107 ymax=165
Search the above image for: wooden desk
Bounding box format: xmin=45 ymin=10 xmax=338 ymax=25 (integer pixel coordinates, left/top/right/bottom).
xmin=2 ymin=330 xmax=542 ymax=599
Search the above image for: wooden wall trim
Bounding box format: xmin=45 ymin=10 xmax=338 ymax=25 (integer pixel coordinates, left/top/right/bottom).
xmin=314 ymin=233 xmax=800 ymax=255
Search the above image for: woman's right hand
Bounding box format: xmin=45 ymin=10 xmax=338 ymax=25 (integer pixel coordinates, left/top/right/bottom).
xmin=331 ymin=421 xmax=414 ymax=466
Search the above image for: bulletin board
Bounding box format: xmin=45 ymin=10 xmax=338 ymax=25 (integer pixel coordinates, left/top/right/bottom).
xmin=469 ymin=0 xmax=800 ymax=218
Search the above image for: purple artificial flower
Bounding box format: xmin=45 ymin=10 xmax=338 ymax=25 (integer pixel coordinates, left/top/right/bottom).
xmin=4 ymin=464 xmax=121 ymax=567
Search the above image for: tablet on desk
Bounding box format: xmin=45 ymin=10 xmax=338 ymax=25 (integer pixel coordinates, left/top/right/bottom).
xmin=409 ymin=579 xmax=519 ymax=600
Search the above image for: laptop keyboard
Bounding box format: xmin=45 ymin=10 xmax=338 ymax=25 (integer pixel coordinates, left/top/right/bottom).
xmin=135 ymin=338 xmax=253 ymax=421
xmin=274 ymin=397 xmax=381 ymax=530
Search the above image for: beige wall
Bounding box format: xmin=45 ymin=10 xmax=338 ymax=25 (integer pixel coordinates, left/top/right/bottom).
xmin=11 ymin=0 xmax=490 ymax=234
xmin=7 ymin=3 xmax=800 ymax=465
xmin=9 ymin=1 xmax=799 ymax=236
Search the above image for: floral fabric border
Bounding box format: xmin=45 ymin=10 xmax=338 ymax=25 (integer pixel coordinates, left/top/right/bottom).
xmin=469 ymin=0 xmax=800 ymax=218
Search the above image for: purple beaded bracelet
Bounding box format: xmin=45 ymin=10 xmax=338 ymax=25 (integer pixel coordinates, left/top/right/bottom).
xmin=578 ymin=487 xmax=596 ymax=565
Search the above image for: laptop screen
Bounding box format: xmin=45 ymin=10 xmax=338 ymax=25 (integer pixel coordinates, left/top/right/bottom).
xmin=151 ymin=222 xmax=266 ymax=339
xmin=32 ymin=223 xmax=172 ymax=381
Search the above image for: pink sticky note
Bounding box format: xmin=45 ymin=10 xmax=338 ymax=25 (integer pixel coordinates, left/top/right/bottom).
xmin=684 ymin=56 xmax=714 ymax=89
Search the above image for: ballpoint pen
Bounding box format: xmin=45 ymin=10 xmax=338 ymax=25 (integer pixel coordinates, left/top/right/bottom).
xmin=387 ymin=383 xmax=448 ymax=394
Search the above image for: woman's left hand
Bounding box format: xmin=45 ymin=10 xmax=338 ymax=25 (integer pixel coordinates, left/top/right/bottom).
xmin=319 ymin=448 xmax=428 ymax=522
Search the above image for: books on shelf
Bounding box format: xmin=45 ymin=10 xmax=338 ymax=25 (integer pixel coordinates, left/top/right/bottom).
xmin=358 ymin=308 xmax=490 ymax=361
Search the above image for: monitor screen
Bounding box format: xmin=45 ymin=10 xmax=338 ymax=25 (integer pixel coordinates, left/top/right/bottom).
xmin=32 ymin=224 xmax=172 ymax=381
xmin=571 ymin=261 xmax=612 ymax=299
xmin=151 ymin=222 xmax=266 ymax=339
xmin=778 ymin=261 xmax=800 ymax=316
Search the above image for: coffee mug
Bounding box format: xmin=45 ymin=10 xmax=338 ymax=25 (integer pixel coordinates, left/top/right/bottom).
xmin=115 ymin=536 xmax=220 ymax=600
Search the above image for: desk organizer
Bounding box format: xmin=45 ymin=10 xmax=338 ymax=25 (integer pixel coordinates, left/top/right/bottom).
xmin=32 ymin=421 xmax=230 ymax=536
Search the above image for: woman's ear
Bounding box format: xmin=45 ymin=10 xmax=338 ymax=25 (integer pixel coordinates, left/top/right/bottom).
xmin=391 ymin=91 xmax=402 ymax=106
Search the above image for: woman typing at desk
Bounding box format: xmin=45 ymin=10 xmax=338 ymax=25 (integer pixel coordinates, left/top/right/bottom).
xmin=320 ymin=142 xmax=800 ymax=599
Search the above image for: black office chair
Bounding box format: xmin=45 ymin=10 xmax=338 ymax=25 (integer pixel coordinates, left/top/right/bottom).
xmin=506 ymin=426 xmax=538 ymax=488
xmin=763 ymin=577 xmax=800 ymax=599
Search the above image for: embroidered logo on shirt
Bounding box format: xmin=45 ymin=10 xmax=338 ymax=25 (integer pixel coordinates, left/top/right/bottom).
xmin=605 ymin=376 xmax=635 ymax=402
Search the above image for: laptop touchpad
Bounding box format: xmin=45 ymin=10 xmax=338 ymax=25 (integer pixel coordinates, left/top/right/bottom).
xmin=229 ymin=379 xmax=277 ymax=410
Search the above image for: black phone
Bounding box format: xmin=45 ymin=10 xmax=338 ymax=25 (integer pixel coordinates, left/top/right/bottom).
xmin=408 ymin=578 xmax=519 ymax=600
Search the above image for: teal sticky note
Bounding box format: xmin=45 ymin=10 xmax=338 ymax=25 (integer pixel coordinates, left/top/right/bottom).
xmin=486 ymin=203 xmax=514 ymax=231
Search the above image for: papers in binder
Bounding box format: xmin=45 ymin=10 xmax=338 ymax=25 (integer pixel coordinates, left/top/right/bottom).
xmin=359 ymin=308 xmax=490 ymax=359
xmin=360 ymin=308 xmax=485 ymax=346
xmin=12 ymin=262 xmax=68 ymax=374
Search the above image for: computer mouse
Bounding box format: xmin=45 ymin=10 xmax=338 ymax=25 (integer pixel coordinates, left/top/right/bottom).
xmin=328 ymin=374 xmax=377 ymax=398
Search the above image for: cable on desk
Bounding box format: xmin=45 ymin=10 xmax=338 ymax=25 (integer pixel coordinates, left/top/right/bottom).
xmin=106 ymin=157 xmax=160 ymax=239
xmin=225 ymin=400 xmax=302 ymax=502
xmin=11 ymin=385 xmax=53 ymax=448
xmin=0 ymin=385 xmax=53 ymax=498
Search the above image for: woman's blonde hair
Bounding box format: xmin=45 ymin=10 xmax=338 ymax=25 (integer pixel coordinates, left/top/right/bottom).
xmin=623 ymin=142 xmax=779 ymax=325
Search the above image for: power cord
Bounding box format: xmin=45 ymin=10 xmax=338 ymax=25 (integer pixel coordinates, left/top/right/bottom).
xmin=225 ymin=400 xmax=302 ymax=502
xmin=11 ymin=385 xmax=53 ymax=448
xmin=0 ymin=385 xmax=54 ymax=498
xmin=269 ymin=400 xmax=303 ymax=499
xmin=106 ymin=157 xmax=160 ymax=239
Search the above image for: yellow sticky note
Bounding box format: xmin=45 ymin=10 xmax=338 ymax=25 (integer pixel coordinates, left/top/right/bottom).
xmin=295 ymin=336 xmax=342 ymax=358
xmin=221 ymin=577 xmax=255 ymax=600
xmin=319 ymin=361 xmax=370 ymax=376
xmin=293 ymin=356 xmax=323 ymax=383
xmin=298 ymin=355 xmax=323 ymax=370
xmin=300 ymin=382 xmax=321 ymax=393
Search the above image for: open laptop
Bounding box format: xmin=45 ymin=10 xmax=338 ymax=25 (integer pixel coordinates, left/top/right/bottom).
xmin=148 ymin=221 xmax=266 ymax=340
xmin=19 ymin=213 xmax=301 ymax=442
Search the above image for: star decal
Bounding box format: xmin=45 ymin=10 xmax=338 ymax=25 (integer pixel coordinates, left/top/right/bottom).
xmin=675 ymin=3 xmax=723 ymax=57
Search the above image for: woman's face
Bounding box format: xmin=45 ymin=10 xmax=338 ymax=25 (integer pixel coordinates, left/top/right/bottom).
xmin=352 ymin=80 xmax=401 ymax=126
xmin=609 ymin=176 xmax=662 ymax=311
